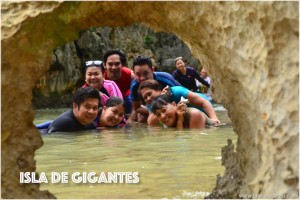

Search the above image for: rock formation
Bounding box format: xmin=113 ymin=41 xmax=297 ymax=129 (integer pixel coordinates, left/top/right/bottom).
xmin=32 ymin=24 xmax=200 ymax=108
xmin=1 ymin=1 xmax=298 ymax=199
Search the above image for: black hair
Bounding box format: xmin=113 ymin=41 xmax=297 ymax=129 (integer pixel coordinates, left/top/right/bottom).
xmin=103 ymin=49 xmax=127 ymax=66
xmin=106 ymin=96 xmax=126 ymax=110
xmin=132 ymin=55 xmax=152 ymax=71
xmin=99 ymin=96 xmax=126 ymax=115
xmin=150 ymin=93 xmax=173 ymax=114
xmin=138 ymin=79 xmax=163 ymax=101
xmin=84 ymin=61 xmax=104 ymax=74
xmin=73 ymin=87 xmax=101 ymax=108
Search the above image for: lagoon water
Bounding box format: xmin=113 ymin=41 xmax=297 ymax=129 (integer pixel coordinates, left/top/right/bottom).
xmin=34 ymin=105 xmax=237 ymax=199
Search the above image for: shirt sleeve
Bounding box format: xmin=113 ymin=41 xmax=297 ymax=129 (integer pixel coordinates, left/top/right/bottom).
xmin=130 ymin=80 xmax=140 ymax=101
xmin=155 ymin=72 xmax=181 ymax=87
xmin=170 ymin=86 xmax=190 ymax=103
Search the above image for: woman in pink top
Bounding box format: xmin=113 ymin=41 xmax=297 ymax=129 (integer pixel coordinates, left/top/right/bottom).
xmin=82 ymin=60 xmax=122 ymax=106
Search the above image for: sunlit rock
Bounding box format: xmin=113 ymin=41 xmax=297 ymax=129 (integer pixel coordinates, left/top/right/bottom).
xmin=1 ymin=1 xmax=298 ymax=198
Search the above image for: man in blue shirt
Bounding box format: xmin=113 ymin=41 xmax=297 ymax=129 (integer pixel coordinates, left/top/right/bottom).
xmin=129 ymin=55 xmax=180 ymax=122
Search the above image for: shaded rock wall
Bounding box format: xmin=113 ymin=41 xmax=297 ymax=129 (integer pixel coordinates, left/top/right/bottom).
xmin=1 ymin=1 xmax=298 ymax=199
xmin=32 ymin=24 xmax=200 ymax=108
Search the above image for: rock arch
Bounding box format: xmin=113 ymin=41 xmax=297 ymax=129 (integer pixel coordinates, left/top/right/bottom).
xmin=1 ymin=1 xmax=298 ymax=198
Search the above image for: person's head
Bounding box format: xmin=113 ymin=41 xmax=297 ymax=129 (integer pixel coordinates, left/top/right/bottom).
xmin=85 ymin=60 xmax=104 ymax=90
xmin=103 ymin=49 xmax=127 ymax=81
xmin=138 ymin=79 xmax=163 ymax=105
xmin=72 ymin=87 xmax=100 ymax=125
xmin=132 ymin=55 xmax=154 ymax=83
xmin=174 ymin=57 xmax=186 ymax=71
xmin=200 ymin=68 xmax=208 ymax=78
xmin=150 ymin=94 xmax=178 ymax=127
xmin=100 ymin=97 xmax=126 ymax=127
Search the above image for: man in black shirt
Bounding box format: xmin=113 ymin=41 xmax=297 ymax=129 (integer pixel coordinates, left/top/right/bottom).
xmin=47 ymin=87 xmax=100 ymax=133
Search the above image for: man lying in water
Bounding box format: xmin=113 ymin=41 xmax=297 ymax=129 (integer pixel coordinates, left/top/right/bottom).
xmin=47 ymin=87 xmax=100 ymax=133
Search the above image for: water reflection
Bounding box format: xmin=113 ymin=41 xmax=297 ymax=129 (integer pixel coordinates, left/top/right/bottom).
xmin=35 ymin=106 xmax=236 ymax=199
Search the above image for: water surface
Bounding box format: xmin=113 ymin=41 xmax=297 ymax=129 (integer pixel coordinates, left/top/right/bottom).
xmin=35 ymin=105 xmax=237 ymax=199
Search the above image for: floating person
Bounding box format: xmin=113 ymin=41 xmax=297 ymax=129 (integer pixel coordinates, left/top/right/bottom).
xmin=47 ymin=87 xmax=100 ymax=133
xmin=150 ymin=94 xmax=208 ymax=129
xmin=138 ymin=79 xmax=221 ymax=126
xmin=129 ymin=55 xmax=181 ymax=123
xmin=103 ymin=49 xmax=135 ymax=117
xmin=96 ymin=96 xmax=127 ymax=128
xmin=172 ymin=57 xmax=210 ymax=92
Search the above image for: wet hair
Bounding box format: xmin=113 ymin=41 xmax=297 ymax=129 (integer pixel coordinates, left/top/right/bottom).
xmin=73 ymin=87 xmax=101 ymax=108
xmin=99 ymin=96 xmax=126 ymax=115
xmin=103 ymin=49 xmax=127 ymax=66
xmin=150 ymin=93 xmax=173 ymax=114
xmin=105 ymin=96 xmax=126 ymax=110
xmin=132 ymin=55 xmax=152 ymax=70
xmin=138 ymin=79 xmax=163 ymax=100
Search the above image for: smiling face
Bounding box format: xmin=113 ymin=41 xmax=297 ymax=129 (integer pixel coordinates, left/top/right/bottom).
xmin=133 ymin=64 xmax=153 ymax=83
xmin=175 ymin=59 xmax=185 ymax=71
xmin=85 ymin=66 xmax=104 ymax=89
xmin=140 ymin=87 xmax=162 ymax=105
xmin=100 ymin=104 xmax=125 ymax=127
xmin=73 ymin=98 xmax=99 ymax=125
xmin=155 ymin=102 xmax=177 ymax=127
xmin=105 ymin=54 xmax=122 ymax=81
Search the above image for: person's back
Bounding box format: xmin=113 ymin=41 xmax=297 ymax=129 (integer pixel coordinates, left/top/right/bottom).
xmin=131 ymin=71 xmax=180 ymax=102
xmin=170 ymin=85 xmax=210 ymax=112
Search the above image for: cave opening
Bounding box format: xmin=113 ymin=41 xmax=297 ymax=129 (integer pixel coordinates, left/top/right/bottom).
xmin=33 ymin=24 xmax=237 ymax=199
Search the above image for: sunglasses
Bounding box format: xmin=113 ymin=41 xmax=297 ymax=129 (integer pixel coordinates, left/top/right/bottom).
xmin=85 ymin=60 xmax=102 ymax=67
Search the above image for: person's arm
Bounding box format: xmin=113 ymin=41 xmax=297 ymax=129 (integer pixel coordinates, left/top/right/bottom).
xmin=189 ymin=109 xmax=206 ymax=128
xmin=176 ymin=101 xmax=186 ymax=129
xmin=128 ymin=100 xmax=141 ymax=122
xmin=147 ymin=112 xmax=160 ymax=126
xmin=193 ymin=69 xmax=210 ymax=88
xmin=187 ymin=91 xmax=220 ymax=124
xmin=172 ymin=71 xmax=178 ymax=81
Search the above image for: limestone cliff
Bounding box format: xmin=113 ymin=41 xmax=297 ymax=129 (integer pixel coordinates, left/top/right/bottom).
xmin=32 ymin=24 xmax=200 ymax=108
xmin=1 ymin=1 xmax=298 ymax=199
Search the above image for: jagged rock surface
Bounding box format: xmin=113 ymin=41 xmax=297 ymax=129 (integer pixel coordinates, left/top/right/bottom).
xmin=32 ymin=24 xmax=199 ymax=108
xmin=1 ymin=1 xmax=298 ymax=199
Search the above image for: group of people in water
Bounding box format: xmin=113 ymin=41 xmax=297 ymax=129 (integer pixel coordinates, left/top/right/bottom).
xmin=45 ymin=49 xmax=221 ymax=133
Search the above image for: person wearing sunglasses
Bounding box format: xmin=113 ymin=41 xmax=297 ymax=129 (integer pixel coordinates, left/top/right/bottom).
xmin=82 ymin=60 xmax=123 ymax=107
xmin=103 ymin=49 xmax=135 ymax=117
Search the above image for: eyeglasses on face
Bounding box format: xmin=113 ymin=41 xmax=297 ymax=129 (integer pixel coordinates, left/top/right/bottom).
xmin=86 ymin=60 xmax=102 ymax=67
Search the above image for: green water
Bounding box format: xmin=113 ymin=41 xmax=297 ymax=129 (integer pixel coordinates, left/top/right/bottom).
xmin=35 ymin=105 xmax=237 ymax=199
